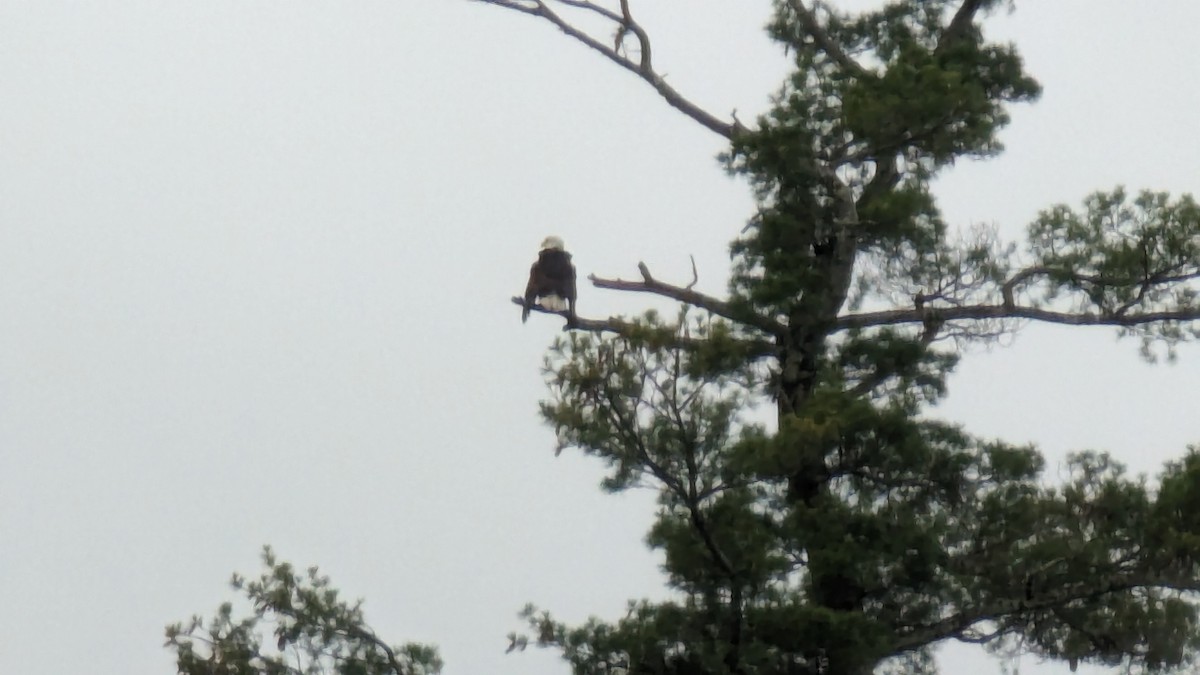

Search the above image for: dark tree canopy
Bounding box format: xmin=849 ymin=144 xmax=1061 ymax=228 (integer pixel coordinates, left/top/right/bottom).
xmin=170 ymin=2 xmax=1200 ymax=675
xmin=487 ymin=1 xmax=1200 ymax=674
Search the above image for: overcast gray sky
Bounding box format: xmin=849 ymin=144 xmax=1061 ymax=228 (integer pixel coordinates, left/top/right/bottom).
xmin=0 ymin=2 xmax=1197 ymax=674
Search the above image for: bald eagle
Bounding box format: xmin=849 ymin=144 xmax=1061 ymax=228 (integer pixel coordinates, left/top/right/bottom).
xmin=522 ymin=235 xmax=577 ymax=323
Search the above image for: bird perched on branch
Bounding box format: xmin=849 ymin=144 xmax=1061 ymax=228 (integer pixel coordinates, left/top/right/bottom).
xmin=522 ymin=235 xmax=577 ymax=323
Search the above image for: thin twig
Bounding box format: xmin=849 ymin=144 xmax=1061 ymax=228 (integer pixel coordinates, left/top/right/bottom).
xmin=472 ymin=0 xmax=737 ymax=138
xmin=893 ymin=569 xmax=1200 ymax=652
xmin=511 ymin=296 xmax=777 ymax=357
xmin=838 ymin=303 xmax=1200 ymax=331
xmin=589 ymin=263 xmax=785 ymax=336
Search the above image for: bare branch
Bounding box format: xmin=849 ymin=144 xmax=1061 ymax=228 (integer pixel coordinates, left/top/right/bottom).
xmin=473 ymin=0 xmax=738 ymax=138
xmin=1001 ymin=265 xmax=1200 ymax=308
xmin=519 ymin=251 xmax=1195 ymax=354
xmin=685 ymin=255 xmax=699 ymax=291
xmin=473 ymin=0 xmax=542 ymax=17
xmin=611 ymin=0 xmax=630 ymax=55
xmin=617 ymin=0 xmax=631 ymax=23
xmin=837 ymin=303 xmax=1200 ymax=332
xmin=511 ymin=296 xmax=777 ymax=358
xmin=936 ymin=0 xmax=989 ymax=55
xmin=893 ymin=569 xmax=1200 ymax=653
xmin=589 ymin=262 xmax=785 ymax=336
xmin=555 ymin=0 xmax=649 ymax=69
xmin=513 ymin=295 xmax=626 ymax=334
xmin=345 ymin=626 xmax=408 ymax=675
xmin=1000 ymin=265 xmax=1047 ymax=308
xmin=786 ymin=0 xmax=871 ymax=79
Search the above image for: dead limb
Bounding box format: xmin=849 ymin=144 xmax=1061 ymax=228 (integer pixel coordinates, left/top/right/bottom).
xmin=511 ymin=296 xmax=777 ymax=358
xmin=839 ymin=303 xmax=1200 ymax=331
xmin=589 ymin=262 xmax=785 ymax=336
xmin=472 ymin=0 xmax=743 ymax=138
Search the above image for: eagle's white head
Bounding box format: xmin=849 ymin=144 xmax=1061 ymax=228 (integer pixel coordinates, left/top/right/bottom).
xmin=540 ymin=235 xmax=566 ymax=251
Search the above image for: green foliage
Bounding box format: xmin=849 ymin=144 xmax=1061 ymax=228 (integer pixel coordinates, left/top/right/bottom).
xmin=512 ymin=2 xmax=1200 ymax=675
xmin=174 ymin=2 xmax=1200 ymax=674
xmin=165 ymin=547 xmax=441 ymax=675
xmin=541 ymin=310 xmax=757 ymax=494
xmin=1027 ymin=188 xmax=1200 ymax=356
xmin=531 ymin=325 xmax=1200 ymax=672
xmin=724 ymin=0 xmax=1039 ymax=319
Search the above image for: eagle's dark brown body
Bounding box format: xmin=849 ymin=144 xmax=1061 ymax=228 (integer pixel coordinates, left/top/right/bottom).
xmin=523 ymin=244 xmax=577 ymax=323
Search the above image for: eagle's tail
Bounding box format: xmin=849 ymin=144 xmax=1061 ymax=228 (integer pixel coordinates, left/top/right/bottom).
xmin=542 ymin=295 xmax=566 ymax=311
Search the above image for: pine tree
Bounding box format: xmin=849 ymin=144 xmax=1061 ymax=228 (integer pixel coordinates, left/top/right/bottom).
xmin=484 ymin=1 xmax=1200 ymax=674
xmin=165 ymin=546 xmax=442 ymax=675
xmin=168 ymin=3 xmax=1200 ymax=674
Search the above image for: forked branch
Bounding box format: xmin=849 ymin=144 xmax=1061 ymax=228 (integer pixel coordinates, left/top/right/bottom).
xmin=511 ymin=296 xmax=777 ymax=358
xmin=472 ymin=0 xmax=742 ymax=138
xmin=517 ymin=255 xmax=1197 ymax=355
xmin=786 ymin=0 xmax=872 ymax=79
xmin=589 ymin=262 xmax=785 ymax=336
xmin=1000 ymin=265 xmax=1200 ymax=310
xmin=937 ymin=0 xmax=990 ymax=54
